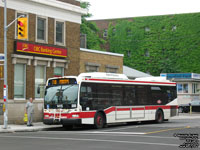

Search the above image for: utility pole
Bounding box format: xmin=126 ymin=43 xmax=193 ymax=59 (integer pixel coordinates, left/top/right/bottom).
xmin=3 ymin=0 xmax=8 ymax=129
xmin=3 ymin=0 xmax=25 ymax=129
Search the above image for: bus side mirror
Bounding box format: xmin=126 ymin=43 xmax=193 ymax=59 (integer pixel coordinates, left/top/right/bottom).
xmin=37 ymin=86 xmax=40 ymax=94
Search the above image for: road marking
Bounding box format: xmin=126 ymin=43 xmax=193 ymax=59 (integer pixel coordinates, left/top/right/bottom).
xmin=40 ymin=131 xmax=178 ymax=139
xmin=0 ymin=135 xmax=179 ymax=147
xmin=99 ymin=125 xmax=139 ymax=132
xmin=145 ymin=126 xmax=191 ymax=134
xmin=91 ymin=131 xmax=145 ymax=135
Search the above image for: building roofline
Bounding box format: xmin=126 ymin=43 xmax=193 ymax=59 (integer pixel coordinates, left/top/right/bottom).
xmin=28 ymin=0 xmax=87 ymax=15
xmin=80 ymin=48 xmax=124 ymax=57
xmin=87 ymin=12 xmax=200 ymax=21
xmin=0 ymin=0 xmax=87 ymax=24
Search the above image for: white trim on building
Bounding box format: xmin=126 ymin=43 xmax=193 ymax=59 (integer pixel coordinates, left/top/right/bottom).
xmin=80 ymin=48 xmax=124 ymax=57
xmin=0 ymin=0 xmax=87 ymax=24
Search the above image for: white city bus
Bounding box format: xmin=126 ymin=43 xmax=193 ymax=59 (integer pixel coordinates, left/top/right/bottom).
xmin=43 ymin=72 xmax=178 ymax=128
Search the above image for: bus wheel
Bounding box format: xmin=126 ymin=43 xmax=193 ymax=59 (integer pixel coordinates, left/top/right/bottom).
xmin=94 ymin=112 xmax=105 ymax=129
xmin=155 ymin=110 xmax=164 ymax=123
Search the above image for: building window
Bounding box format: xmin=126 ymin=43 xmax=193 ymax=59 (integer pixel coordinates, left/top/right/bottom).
xmin=192 ymin=83 xmax=198 ymax=94
xmin=86 ymin=66 xmax=98 ymax=72
xmin=35 ymin=66 xmax=46 ymax=99
xmin=106 ymin=65 xmax=119 ymax=73
xmin=145 ymin=49 xmax=150 ymax=57
xmin=55 ymin=21 xmax=65 ymax=45
xmin=103 ymin=29 xmax=108 ymax=37
xmin=126 ymin=28 xmax=132 ymax=37
xmin=112 ymin=28 xmax=116 ymax=36
xmin=145 ymin=27 xmax=150 ymax=32
xmin=36 ymin=17 xmax=47 ymax=42
xmin=106 ymin=68 xmax=118 ymax=73
xmin=54 ymin=67 xmax=64 ymax=77
xmin=177 ymin=83 xmax=188 ymax=93
xmin=85 ymin=62 xmax=100 ymax=72
xmin=172 ymin=25 xmax=177 ymax=31
xmin=14 ymin=64 xmax=26 ymax=99
xmin=127 ymin=50 xmax=131 ymax=57
xmin=80 ymin=34 xmax=87 ymax=48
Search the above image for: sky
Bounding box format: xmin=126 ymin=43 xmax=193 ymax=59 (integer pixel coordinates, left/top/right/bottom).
xmin=84 ymin=0 xmax=200 ymax=20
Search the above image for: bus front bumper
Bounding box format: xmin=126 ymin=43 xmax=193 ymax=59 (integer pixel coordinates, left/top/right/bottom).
xmin=43 ymin=118 xmax=81 ymax=125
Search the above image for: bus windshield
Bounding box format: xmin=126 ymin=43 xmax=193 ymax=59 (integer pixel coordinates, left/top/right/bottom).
xmin=44 ymin=84 xmax=79 ymax=109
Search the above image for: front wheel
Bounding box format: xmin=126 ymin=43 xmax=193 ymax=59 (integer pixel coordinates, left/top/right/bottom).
xmin=94 ymin=113 xmax=105 ymax=129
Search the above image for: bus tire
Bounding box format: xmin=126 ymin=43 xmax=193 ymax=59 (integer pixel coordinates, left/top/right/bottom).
xmin=155 ymin=109 xmax=164 ymax=123
xmin=94 ymin=112 xmax=105 ymax=129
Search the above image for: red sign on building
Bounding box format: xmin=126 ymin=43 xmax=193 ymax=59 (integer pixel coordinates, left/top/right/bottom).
xmin=16 ymin=41 xmax=67 ymax=58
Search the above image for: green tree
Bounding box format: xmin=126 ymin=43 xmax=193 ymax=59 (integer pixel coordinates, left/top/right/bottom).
xmin=80 ymin=1 xmax=105 ymax=50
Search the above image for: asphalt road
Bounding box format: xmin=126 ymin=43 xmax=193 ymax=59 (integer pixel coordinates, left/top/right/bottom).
xmin=0 ymin=118 xmax=199 ymax=150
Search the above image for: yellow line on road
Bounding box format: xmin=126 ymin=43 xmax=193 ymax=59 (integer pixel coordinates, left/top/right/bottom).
xmin=145 ymin=126 xmax=190 ymax=134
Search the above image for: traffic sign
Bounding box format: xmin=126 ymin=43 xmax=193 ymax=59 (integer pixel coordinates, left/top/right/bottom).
xmin=0 ymin=54 xmax=5 ymax=61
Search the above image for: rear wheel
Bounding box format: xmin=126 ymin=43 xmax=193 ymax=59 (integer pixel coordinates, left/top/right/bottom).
xmin=94 ymin=112 xmax=105 ymax=129
xmin=155 ymin=110 xmax=164 ymax=123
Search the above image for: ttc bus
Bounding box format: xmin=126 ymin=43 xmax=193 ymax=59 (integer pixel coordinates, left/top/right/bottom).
xmin=43 ymin=72 xmax=178 ymax=128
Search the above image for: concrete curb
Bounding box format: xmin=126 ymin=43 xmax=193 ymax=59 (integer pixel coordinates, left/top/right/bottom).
xmin=0 ymin=124 xmax=62 ymax=133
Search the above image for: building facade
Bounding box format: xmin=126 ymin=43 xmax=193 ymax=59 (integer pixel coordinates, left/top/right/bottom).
xmin=90 ymin=13 xmax=200 ymax=76
xmin=0 ymin=0 xmax=86 ymax=124
xmin=80 ymin=48 xmax=123 ymax=73
xmin=161 ymin=73 xmax=200 ymax=105
xmin=0 ymin=0 xmax=124 ymax=124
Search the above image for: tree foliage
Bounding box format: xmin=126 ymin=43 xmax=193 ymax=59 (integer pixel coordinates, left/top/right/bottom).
xmin=80 ymin=1 xmax=105 ymax=50
xmin=108 ymin=13 xmax=200 ymax=76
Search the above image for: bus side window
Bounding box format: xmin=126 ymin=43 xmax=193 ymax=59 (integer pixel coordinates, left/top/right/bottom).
xmin=111 ymin=85 xmax=123 ymax=106
xmin=95 ymin=84 xmax=112 ymax=109
xmin=124 ymin=85 xmax=136 ymax=106
xmin=80 ymin=83 xmax=94 ymax=111
xmin=136 ymin=86 xmax=149 ymax=105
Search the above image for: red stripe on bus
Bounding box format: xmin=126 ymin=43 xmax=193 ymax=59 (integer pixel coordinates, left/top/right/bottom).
xmin=44 ymin=105 xmax=177 ymax=119
xmin=105 ymin=107 xmax=115 ymax=114
xmin=145 ymin=105 xmax=171 ymax=110
xmin=116 ymin=108 xmax=130 ymax=111
xmin=86 ymin=78 xmax=176 ymax=85
xmin=132 ymin=107 xmax=145 ymax=111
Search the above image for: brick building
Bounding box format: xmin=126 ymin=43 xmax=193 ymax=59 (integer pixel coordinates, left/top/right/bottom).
xmin=0 ymin=0 xmax=123 ymax=124
xmin=90 ymin=18 xmax=133 ymax=51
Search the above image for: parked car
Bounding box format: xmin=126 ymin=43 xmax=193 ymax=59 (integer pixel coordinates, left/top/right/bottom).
xmin=178 ymin=100 xmax=200 ymax=113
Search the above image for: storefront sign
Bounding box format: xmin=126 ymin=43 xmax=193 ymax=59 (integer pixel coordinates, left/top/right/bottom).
xmin=161 ymin=73 xmax=200 ymax=79
xmin=16 ymin=41 xmax=67 ymax=57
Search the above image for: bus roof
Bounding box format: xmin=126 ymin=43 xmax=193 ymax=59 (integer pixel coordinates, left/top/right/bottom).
xmin=45 ymin=73 xmax=176 ymax=86
xmin=78 ymin=73 xmax=176 ymax=86
xmin=78 ymin=72 xmax=128 ymax=80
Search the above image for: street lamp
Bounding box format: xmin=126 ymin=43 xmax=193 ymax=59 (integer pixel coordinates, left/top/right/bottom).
xmin=3 ymin=0 xmax=25 ymax=129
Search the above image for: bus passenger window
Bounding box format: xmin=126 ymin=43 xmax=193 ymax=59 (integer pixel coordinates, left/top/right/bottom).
xmin=124 ymin=86 xmax=136 ymax=106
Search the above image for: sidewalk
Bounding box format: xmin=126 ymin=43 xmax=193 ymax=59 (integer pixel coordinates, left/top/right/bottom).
xmin=171 ymin=112 xmax=200 ymax=120
xmin=0 ymin=122 xmax=62 ymax=133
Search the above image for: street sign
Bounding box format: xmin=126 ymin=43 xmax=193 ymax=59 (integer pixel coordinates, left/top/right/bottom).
xmin=0 ymin=54 xmax=5 ymax=61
